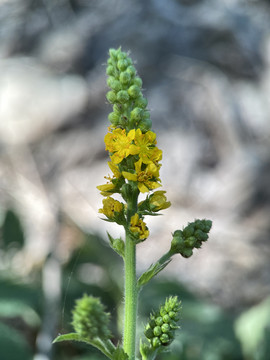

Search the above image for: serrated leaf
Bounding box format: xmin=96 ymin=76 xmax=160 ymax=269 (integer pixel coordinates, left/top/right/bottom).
xmin=112 ymin=346 xmax=128 ymax=360
xmin=53 ymin=332 xmax=86 ymax=344
xmin=137 ymin=259 xmax=171 ymax=289
xmin=53 ymin=333 xmax=116 ymax=359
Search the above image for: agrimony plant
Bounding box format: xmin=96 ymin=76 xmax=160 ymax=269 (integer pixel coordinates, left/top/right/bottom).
xmin=53 ymin=47 xmax=212 ymax=360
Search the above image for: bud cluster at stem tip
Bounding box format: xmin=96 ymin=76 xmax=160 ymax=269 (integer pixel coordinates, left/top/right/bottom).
xmin=170 ymin=219 xmax=212 ymax=258
xmin=106 ymin=47 xmax=151 ymax=131
xmin=144 ymin=296 xmax=181 ymax=349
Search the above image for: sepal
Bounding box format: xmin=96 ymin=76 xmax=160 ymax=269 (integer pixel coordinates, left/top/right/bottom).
xmin=107 ymin=232 xmax=125 ymax=258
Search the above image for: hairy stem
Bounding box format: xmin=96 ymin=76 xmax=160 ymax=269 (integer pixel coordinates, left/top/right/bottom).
xmin=123 ymin=189 xmax=138 ymax=360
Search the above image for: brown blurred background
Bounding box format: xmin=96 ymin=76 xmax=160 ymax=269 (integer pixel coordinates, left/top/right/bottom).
xmin=1 ymin=1 xmax=270 ymax=359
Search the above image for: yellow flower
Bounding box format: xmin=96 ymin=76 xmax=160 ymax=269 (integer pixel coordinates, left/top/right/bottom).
xmin=97 ymin=162 xmax=122 ymax=196
xmin=129 ymin=129 xmax=163 ymax=164
xmin=96 ymin=183 xmax=116 ymax=197
xmin=149 ymin=191 xmax=171 ymax=211
xmin=130 ymin=213 xmax=149 ymax=240
xmin=122 ymin=159 xmax=161 ymax=193
xmin=99 ymin=197 xmax=123 ymax=219
xmin=104 ymin=128 xmax=137 ymax=164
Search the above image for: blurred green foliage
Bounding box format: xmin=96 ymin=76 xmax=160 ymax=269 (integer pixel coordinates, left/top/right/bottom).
xmin=0 ymin=208 xmax=269 ymax=359
xmin=1 ymin=209 xmax=25 ymax=250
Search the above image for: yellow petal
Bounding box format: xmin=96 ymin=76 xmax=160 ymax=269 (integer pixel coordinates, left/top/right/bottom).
xmin=122 ymin=171 xmax=137 ymax=181
xmin=138 ymin=183 xmax=149 ymax=193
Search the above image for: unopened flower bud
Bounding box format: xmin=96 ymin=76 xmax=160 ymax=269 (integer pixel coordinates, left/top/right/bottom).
xmin=119 ymin=71 xmax=131 ymax=85
xmin=117 ymin=90 xmax=129 ymax=103
xmin=135 ymin=96 xmax=148 ymax=109
xmin=106 ymin=65 xmax=114 ymax=76
xmin=153 ymin=326 xmax=162 ymax=337
xmin=133 ymin=77 xmax=143 ymax=88
xmin=109 ymin=48 xmax=118 ymax=59
xmin=130 ymin=107 xmax=143 ymax=122
xmin=72 ymin=295 xmax=111 ymax=340
xmin=126 ymin=65 xmax=136 ymax=77
xmin=128 ymin=85 xmax=141 ymax=99
xmin=106 ymin=91 xmax=117 ymax=104
xmin=108 ymin=112 xmax=119 ymax=125
xmin=117 ymin=59 xmax=128 ymax=71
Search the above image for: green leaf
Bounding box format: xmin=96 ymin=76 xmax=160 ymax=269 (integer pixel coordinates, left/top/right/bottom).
xmin=112 ymin=346 xmax=129 ymax=360
xmin=0 ymin=322 xmax=32 ymax=360
xmin=53 ymin=333 xmax=116 ymax=359
xmin=53 ymin=332 xmax=85 ymax=344
xmin=137 ymin=259 xmax=172 ymax=289
xmin=0 ymin=300 xmax=40 ymax=327
xmin=2 ymin=209 xmax=25 ymax=249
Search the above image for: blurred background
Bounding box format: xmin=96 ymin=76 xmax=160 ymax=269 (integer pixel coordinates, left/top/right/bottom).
xmin=1 ymin=0 xmax=270 ymax=359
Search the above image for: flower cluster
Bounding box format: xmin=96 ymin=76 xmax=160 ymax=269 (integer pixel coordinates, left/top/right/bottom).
xmin=97 ymin=47 xmax=170 ymax=241
xmin=144 ymin=296 xmax=181 ymax=349
xmin=170 ymin=219 xmax=212 ymax=258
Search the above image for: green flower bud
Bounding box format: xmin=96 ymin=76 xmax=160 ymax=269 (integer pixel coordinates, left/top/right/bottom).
xmin=149 ymin=318 xmax=156 ymax=329
xmin=184 ymin=236 xmax=197 ymax=247
xmin=109 ymin=48 xmax=118 ymax=59
xmin=144 ymin=327 xmax=154 ymax=339
xmin=153 ymin=326 xmax=162 ymax=337
xmin=135 ymin=96 xmax=148 ymax=109
xmin=152 ymin=337 xmax=161 ymax=348
xmin=169 ymin=311 xmax=176 ymax=320
xmin=113 ymin=104 xmax=122 ymax=115
xmin=72 ymin=294 xmax=111 ymax=340
xmin=130 ymin=107 xmax=143 ymax=122
xmin=182 ymin=248 xmax=193 ymax=258
xmin=117 ymin=90 xmax=129 ymax=103
xmin=155 ymin=316 xmax=163 ymax=326
xmin=128 ymin=85 xmax=141 ymax=99
xmin=108 ymin=112 xmax=119 ymax=125
xmin=138 ymin=117 xmax=152 ymax=132
xmin=194 ymin=229 xmax=208 ymax=242
xmin=161 ymin=323 xmax=170 ymax=333
xmin=182 ymin=224 xmax=195 ymax=238
xmin=117 ymin=51 xmax=126 ymax=60
xmin=162 ymin=314 xmax=171 ymax=323
xmin=107 ymin=58 xmax=113 ymax=66
xmin=160 ymin=333 xmax=170 ymax=345
xmin=119 ymin=71 xmax=131 ymax=85
xmin=117 ymin=59 xmax=128 ymax=71
xmin=126 ymin=57 xmax=132 ymax=65
xmin=106 ymin=91 xmax=117 ymax=103
xmin=133 ymin=76 xmax=143 ymax=88
xmin=107 ymin=77 xmax=121 ymax=92
xmin=106 ymin=65 xmax=114 ymax=76
xmin=126 ymin=65 xmax=136 ymax=77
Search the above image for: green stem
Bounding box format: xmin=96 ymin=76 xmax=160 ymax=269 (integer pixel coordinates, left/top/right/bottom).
xmin=123 ymin=189 xmax=139 ymax=360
